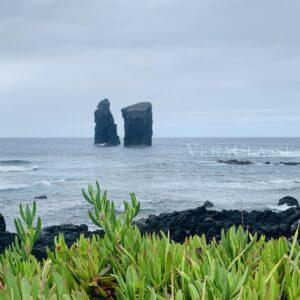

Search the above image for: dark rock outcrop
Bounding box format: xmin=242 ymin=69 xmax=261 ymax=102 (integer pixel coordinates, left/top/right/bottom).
xmin=34 ymin=195 xmax=47 ymax=200
xmin=0 ymin=232 xmax=17 ymax=253
xmin=94 ymin=99 xmax=120 ymax=146
xmin=0 ymin=213 xmax=6 ymax=232
xmin=279 ymin=162 xmax=300 ymax=166
xmin=291 ymin=220 xmax=300 ymax=233
xmin=121 ymin=102 xmax=153 ymax=146
xmin=204 ymin=201 xmax=214 ymax=208
xmin=138 ymin=206 xmax=300 ymax=243
xmin=1 ymin=204 xmax=300 ymax=259
xmin=0 ymin=223 xmax=104 ymax=261
xmin=217 ymin=159 xmax=253 ymax=165
xmin=32 ymin=224 xmax=104 ymax=260
xmin=278 ymin=196 xmax=299 ymax=207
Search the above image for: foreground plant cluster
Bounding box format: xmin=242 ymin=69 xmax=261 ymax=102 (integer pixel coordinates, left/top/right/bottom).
xmin=0 ymin=183 xmax=300 ymax=299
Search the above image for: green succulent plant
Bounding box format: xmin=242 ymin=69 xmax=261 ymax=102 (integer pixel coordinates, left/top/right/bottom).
xmin=14 ymin=201 xmax=42 ymax=259
xmin=0 ymin=183 xmax=299 ymax=299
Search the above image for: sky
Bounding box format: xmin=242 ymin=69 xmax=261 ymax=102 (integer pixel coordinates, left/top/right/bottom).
xmin=0 ymin=0 xmax=299 ymax=137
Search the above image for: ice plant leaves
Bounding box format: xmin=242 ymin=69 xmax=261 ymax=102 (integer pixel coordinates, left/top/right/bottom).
xmin=0 ymin=183 xmax=299 ymax=299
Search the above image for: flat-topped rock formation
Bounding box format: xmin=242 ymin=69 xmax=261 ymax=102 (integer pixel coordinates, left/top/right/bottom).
xmin=94 ymin=99 xmax=120 ymax=146
xmin=121 ymin=102 xmax=153 ymax=146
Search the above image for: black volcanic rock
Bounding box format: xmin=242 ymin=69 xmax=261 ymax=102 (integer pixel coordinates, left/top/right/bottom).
xmin=217 ymin=159 xmax=253 ymax=165
xmin=0 ymin=232 xmax=17 ymax=253
xmin=279 ymin=162 xmax=300 ymax=166
xmin=0 ymin=213 xmax=6 ymax=232
xmin=94 ymin=99 xmax=120 ymax=146
xmin=138 ymin=206 xmax=300 ymax=243
xmin=1 ymin=204 xmax=300 ymax=259
xmin=204 ymin=201 xmax=214 ymax=208
xmin=32 ymin=224 xmax=104 ymax=260
xmin=278 ymin=196 xmax=299 ymax=207
xmin=121 ymin=102 xmax=153 ymax=146
xmin=34 ymin=195 xmax=47 ymax=200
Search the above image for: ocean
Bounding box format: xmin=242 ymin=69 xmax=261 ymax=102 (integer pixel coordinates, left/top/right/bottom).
xmin=0 ymin=137 xmax=299 ymax=231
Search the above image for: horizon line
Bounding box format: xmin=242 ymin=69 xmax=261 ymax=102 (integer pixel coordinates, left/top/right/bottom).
xmin=0 ymin=136 xmax=299 ymax=139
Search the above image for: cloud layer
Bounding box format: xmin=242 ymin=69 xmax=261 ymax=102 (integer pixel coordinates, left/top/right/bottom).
xmin=1 ymin=0 xmax=299 ymax=137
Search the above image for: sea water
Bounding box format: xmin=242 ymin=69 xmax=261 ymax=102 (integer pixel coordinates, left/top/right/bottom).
xmin=0 ymin=138 xmax=299 ymax=231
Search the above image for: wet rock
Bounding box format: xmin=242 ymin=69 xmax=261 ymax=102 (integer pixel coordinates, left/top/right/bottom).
xmin=217 ymin=159 xmax=253 ymax=165
xmin=204 ymin=201 xmax=214 ymax=208
xmin=34 ymin=195 xmax=47 ymax=200
xmin=278 ymin=196 xmax=299 ymax=207
xmin=0 ymin=213 xmax=6 ymax=232
xmin=121 ymin=102 xmax=153 ymax=146
xmin=94 ymin=99 xmax=120 ymax=146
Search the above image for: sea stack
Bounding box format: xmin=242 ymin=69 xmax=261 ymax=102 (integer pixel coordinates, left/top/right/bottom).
xmin=94 ymin=99 xmax=120 ymax=146
xmin=121 ymin=102 xmax=153 ymax=147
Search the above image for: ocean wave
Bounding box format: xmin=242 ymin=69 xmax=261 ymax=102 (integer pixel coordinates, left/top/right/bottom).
xmin=0 ymin=179 xmax=66 ymax=192
xmin=208 ymin=148 xmax=300 ymax=158
xmin=0 ymin=159 xmax=39 ymax=173
xmin=0 ymin=183 xmax=32 ymax=191
xmin=37 ymin=179 xmax=66 ymax=186
xmin=212 ymin=179 xmax=300 ymax=191
xmin=0 ymin=160 xmax=31 ymax=165
xmin=268 ymin=204 xmax=298 ymax=211
xmin=0 ymin=165 xmax=39 ymax=173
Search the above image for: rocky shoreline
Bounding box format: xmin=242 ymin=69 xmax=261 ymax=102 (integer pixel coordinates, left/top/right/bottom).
xmin=0 ymin=197 xmax=299 ymax=260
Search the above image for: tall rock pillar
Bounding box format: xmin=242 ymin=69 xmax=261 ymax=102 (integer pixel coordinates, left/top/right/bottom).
xmin=94 ymin=99 xmax=120 ymax=146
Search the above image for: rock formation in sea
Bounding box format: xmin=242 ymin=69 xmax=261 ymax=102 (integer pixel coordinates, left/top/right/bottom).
xmin=94 ymin=99 xmax=120 ymax=146
xmin=121 ymin=102 xmax=153 ymax=146
xmin=217 ymin=159 xmax=253 ymax=165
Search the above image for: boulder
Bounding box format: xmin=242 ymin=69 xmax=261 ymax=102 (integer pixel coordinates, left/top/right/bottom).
xmin=278 ymin=196 xmax=299 ymax=207
xmin=0 ymin=213 xmax=6 ymax=232
xmin=94 ymin=99 xmax=120 ymax=146
xmin=121 ymin=102 xmax=153 ymax=146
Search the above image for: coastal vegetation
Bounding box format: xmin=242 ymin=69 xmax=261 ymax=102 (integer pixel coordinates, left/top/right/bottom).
xmin=0 ymin=183 xmax=300 ymax=299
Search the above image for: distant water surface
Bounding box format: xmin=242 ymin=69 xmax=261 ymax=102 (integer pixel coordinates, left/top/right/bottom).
xmin=0 ymin=137 xmax=299 ymax=231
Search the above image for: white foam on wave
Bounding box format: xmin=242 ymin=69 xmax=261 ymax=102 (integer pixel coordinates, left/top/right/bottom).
xmin=210 ymin=148 xmax=300 ymax=158
xmin=211 ymin=178 xmax=300 ymax=191
xmin=0 ymin=179 xmax=66 ymax=191
xmin=268 ymin=204 xmax=297 ymax=211
xmin=0 ymin=165 xmax=39 ymax=173
xmin=37 ymin=179 xmax=66 ymax=186
xmin=0 ymin=183 xmax=32 ymax=191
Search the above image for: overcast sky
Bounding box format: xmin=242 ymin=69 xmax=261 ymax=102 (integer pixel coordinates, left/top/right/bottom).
xmin=0 ymin=0 xmax=299 ymax=137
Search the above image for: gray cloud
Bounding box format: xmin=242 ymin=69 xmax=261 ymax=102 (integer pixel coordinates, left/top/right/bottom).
xmin=0 ymin=0 xmax=299 ymax=137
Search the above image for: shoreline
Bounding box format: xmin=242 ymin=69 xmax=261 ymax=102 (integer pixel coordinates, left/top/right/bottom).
xmin=1 ymin=203 xmax=300 ymax=260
